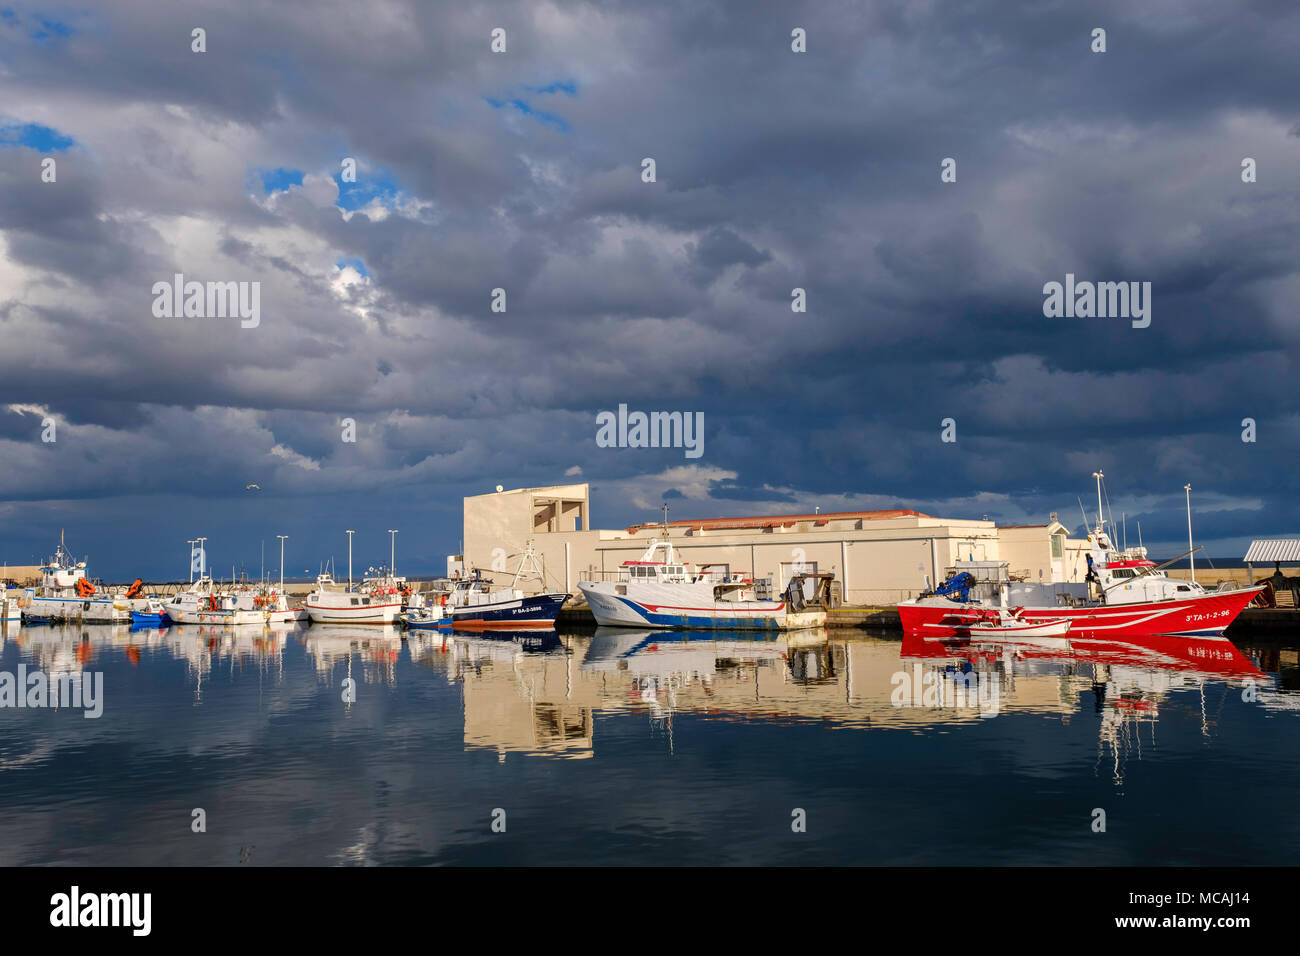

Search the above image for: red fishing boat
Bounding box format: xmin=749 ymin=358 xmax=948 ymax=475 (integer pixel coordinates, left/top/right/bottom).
xmin=899 ymin=475 xmax=1265 ymax=639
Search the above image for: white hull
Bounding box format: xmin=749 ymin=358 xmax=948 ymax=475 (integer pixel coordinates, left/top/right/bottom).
xmin=304 ymin=601 xmax=401 ymax=625
xmin=579 ymin=581 xmax=825 ymax=630
xmin=266 ymin=607 xmax=309 ymax=625
xmin=921 ymin=618 xmax=1072 ymax=638
xmin=23 ymin=594 xmax=129 ymax=623
xmin=164 ymin=605 xmax=265 ymax=627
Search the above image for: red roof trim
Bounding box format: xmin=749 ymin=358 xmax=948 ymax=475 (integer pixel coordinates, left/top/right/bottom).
xmin=625 ymin=508 xmax=934 ymax=534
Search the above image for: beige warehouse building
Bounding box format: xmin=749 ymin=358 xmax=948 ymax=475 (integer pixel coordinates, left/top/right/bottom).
xmin=461 ymin=483 xmax=1087 ymax=605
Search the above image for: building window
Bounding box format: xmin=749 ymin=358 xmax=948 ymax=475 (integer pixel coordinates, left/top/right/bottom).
xmin=1051 ymin=533 xmax=1064 ymax=559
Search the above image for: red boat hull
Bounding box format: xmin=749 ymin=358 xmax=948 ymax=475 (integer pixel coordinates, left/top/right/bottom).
xmin=898 ymin=586 xmax=1263 ymax=639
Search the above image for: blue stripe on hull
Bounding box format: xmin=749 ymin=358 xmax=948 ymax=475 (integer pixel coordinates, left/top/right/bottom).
xmin=613 ymin=596 xmax=784 ymax=630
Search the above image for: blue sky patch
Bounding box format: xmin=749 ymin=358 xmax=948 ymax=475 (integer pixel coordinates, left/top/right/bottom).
xmin=0 ymin=122 xmax=74 ymax=151
xmin=336 ymin=257 xmax=370 ymax=277
xmin=30 ymin=16 xmax=73 ymax=42
xmin=257 ymin=167 xmax=305 ymax=195
xmin=333 ymin=167 xmax=405 ymax=213
xmin=485 ymin=94 xmax=571 ymax=133
xmin=526 ymin=80 xmax=577 ymax=97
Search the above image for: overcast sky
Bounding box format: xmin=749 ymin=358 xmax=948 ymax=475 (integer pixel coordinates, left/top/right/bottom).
xmin=2 ymin=0 xmax=1298 ymax=579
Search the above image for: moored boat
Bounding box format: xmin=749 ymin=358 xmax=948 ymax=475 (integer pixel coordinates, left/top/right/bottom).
xmin=164 ymin=580 xmax=266 ymax=626
xmin=920 ymin=608 xmax=1071 ymax=638
xmin=899 ymin=475 xmax=1264 ymax=640
xmin=447 ymin=544 xmax=568 ymax=630
xmin=129 ymin=598 xmax=170 ymax=626
xmin=304 ymin=573 xmax=401 ymax=624
xmin=20 ymin=537 xmax=130 ymax=624
xmin=401 ymin=604 xmax=452 ymax=630
xmin=578 ymin=539 xmax=831 ymax=630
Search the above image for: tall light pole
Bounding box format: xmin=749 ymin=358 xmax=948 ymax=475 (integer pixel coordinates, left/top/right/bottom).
xmin=277 ymin=535 xmax=288 ymax=592
xmin=345 ymin=530 xmax=355 ymax=590
xmin=1184 ymin=484 xmax=1195 ymax=584
xmin=388 ymin=529 xmax=398 ymax=578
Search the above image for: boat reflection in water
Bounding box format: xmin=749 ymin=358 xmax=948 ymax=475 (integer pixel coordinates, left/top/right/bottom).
xmin=300 ymin=625 xmax=402 ymax=686
xmin=435 ymin=626 xmax=1292 ymax=768
xmin=5 ymin=622 xmax=289 ymax=702
xmin=434 ymin=629 xmax=583 ymax=759
xmin=900 ymin=630 xmax=1268 ymax=781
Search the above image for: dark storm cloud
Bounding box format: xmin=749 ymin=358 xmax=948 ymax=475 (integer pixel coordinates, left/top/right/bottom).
xmin=1 ymin=0 xmax=1298 ymax=575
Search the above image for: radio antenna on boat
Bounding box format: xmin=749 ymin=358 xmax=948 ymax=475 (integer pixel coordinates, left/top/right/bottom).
xmin=1092 ymin=471 xmax=1105 ymax=534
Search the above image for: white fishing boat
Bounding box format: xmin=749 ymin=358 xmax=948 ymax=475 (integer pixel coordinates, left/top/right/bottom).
xmin=304 ymin=574 xmax=401 ymax=625
xmin=20 ymin=537 xmax=129 ymax=624
xmin=305 ymin=532 xmax=402 ymax=625
xmin=1 ymin=590 xmax=20 ymax=622
xmin=162 ymin=540 xmax=264 ymax=626
xmin=260 ymin=534 xmax=308 ymax=624
xmin=163 ymin=578 xmax=266 ymax=626
xmin=578 ymin=539 xmax=831 ymax=631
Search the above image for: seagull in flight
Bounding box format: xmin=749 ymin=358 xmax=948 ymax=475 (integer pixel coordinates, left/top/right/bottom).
xmin=245 ymin=483 xmax=261 ymax=491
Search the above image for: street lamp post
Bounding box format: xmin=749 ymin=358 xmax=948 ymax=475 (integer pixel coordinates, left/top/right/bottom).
xmin=277 ymin=535 xmax=288 ymax=592
xmin=345 ymin=530 xmax=355 ymax=591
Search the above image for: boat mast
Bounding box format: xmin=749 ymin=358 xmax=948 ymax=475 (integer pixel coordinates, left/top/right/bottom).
xmin=1184 ymin=484 xmax=1195 ymax=584
xmin=1092 ymin=471 xmax=1105 ymax=536
xmin=388 ymin=529 xmax=398 ymax=580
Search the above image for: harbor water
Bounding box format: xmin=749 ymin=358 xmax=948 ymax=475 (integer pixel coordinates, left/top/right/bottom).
xmin=0 ymin=623 xmax=1297 ymax=865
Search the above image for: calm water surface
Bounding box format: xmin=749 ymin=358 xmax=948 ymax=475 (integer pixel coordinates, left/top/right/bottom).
xmin=1 ymin=621 xmax=1297 ymax=865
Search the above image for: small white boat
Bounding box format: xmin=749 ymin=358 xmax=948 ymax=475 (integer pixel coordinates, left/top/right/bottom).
xmin=401 ymin=604 xmax=452 ymax=630
xmin=1 ymin=589 xmax=20 ymax=622
xmin=922 ymin=609 xmax=1072 ymax=638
